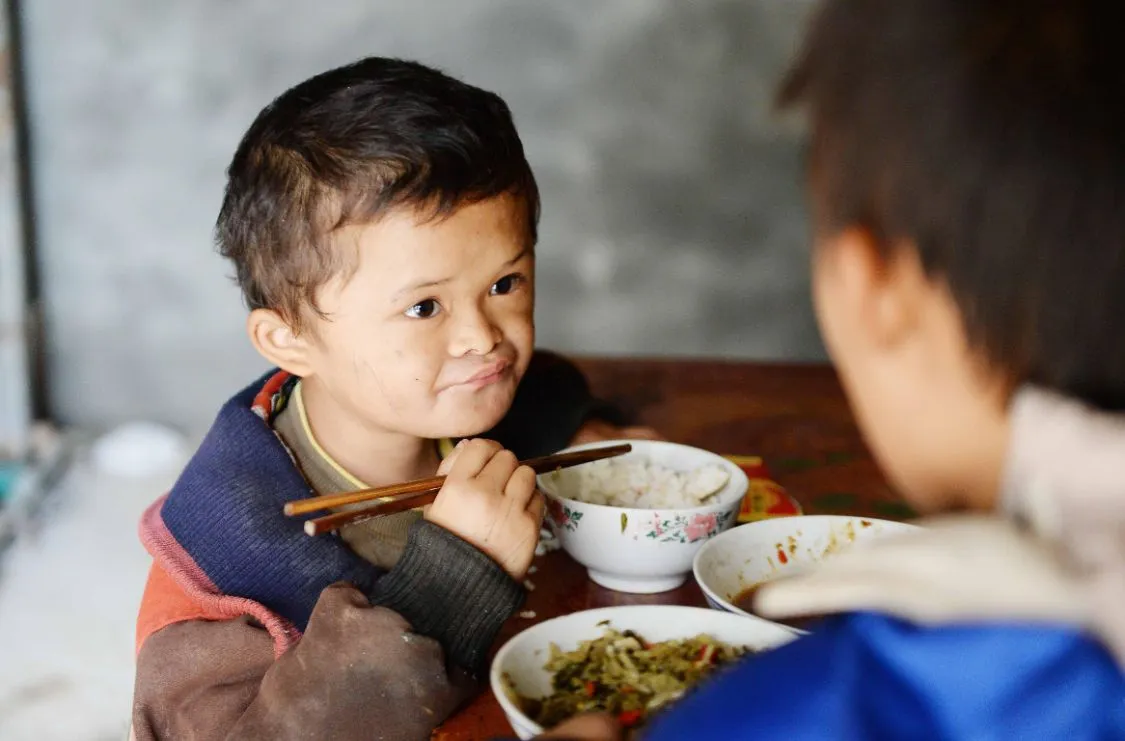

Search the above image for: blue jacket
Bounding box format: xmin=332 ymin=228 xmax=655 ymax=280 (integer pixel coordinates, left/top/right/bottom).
xmin=644 ymin=612 xmax=1125 ymax=740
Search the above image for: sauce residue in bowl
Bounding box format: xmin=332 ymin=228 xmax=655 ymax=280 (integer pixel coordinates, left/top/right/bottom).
xmin=729 ymin=518 xmax=881 ymax=631
xmin=732 ymin=583 xmax=827 ymax=632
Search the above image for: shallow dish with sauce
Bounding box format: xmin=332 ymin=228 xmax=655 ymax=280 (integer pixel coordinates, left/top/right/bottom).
xmin=692 ymin=515 xmax=921 ymax=630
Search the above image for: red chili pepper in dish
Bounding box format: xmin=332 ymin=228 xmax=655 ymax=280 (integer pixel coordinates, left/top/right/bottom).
xmin=618 ymin=709 xmax=644 ymax=727
xmin=696 ymin=643 xmax=716 ymax=666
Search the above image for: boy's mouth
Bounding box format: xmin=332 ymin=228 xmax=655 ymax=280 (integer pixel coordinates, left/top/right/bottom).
xmin=445 ymin=359 xmax=513 ymax=391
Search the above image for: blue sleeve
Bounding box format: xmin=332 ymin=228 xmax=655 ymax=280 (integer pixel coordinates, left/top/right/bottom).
xmin=643 ymin=613 xmax=1125 ymax=741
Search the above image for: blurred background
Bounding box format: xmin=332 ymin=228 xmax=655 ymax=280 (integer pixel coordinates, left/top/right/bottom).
xmin=0 ymin=1 xmax=818 ymax=738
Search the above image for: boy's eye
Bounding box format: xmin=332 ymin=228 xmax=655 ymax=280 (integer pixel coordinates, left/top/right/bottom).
xmin=405 ymin=299 xmax=442 ymax=319
xmin=490 ymin=274 xmax=523 ymax=296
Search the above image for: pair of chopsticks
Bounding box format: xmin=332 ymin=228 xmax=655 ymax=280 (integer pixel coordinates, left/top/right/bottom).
xmin=285 ymin=443 xmax=632 ymax=536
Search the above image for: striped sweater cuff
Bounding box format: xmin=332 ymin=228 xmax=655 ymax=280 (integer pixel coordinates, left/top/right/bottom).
xmin=368 ymin=520 xmax=525 ymax=674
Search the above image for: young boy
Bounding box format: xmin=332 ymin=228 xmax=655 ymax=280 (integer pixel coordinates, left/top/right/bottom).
xmin=546 ymin=0 xmax=1125 ymax=739
xmin=130 ymin=57 xmax=652 ymax=741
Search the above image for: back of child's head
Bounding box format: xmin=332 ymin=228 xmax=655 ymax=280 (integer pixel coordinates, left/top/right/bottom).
xmin=216 ymin=57 xmax=540 ymax=332
xmin=780 ymin=0 xmax=1125 ymax=411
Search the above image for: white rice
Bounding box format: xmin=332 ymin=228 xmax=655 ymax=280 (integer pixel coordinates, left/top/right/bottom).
xmin=535 ymin=527 xmax=561 ymax=555
xmin=546 ymin=457 xmax=730 ymax=509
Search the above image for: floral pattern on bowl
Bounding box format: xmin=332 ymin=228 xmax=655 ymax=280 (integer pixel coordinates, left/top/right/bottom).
xmin=645 ymin=510 xmax=733 ymax=544
xmin=536 ymin=440 xmax=750 ymax=594
xmin=547 ymin=498 xmax=584 ymax=533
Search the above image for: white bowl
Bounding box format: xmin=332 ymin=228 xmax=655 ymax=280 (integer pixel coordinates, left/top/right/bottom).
xmin=538 ymin=440 xmax=749 ymax=593
xmin=693 ymin=514 xmax=921 ymax=619
xmin=490 ymin=604 xmax=797 ymax=739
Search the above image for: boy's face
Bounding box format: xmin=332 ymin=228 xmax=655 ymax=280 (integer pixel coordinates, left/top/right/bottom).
xmin=288 ymin=194 xmax=535 ymax=440
xmin=810 ymin=228 xmax=1010 ymax=513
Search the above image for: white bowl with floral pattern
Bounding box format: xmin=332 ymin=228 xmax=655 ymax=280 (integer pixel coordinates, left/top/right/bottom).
xmin=538 ymin=440 xmax=749 ymax=593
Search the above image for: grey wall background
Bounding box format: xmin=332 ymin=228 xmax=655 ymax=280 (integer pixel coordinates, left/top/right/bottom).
xmin=21 ymin=0 xmax=822 ymax=436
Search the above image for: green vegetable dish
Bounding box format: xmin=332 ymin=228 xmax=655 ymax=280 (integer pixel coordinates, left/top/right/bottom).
xmin=508 ymin=624 xmax=749 ymax=735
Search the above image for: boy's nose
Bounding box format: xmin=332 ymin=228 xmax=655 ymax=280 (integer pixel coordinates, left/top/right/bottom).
xmin=449 ymin=307 xmax=502 ymax=357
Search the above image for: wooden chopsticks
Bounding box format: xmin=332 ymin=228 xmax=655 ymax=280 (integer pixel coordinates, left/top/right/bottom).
xmin=286 ymin=443 xmax=632 ymax=536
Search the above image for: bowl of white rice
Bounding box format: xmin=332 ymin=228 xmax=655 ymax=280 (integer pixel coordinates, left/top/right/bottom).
xmin=538 ymin=440 xmax=748 ymax=594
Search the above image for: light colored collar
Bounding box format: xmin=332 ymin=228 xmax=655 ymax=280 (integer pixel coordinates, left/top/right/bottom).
xmin=1000 ymin=387 xmax=1125 ymax=663
xmin=289 ymin=380 xmax=457 ymax=490
xmin=291 ymin=381 xmax=368 ymax=490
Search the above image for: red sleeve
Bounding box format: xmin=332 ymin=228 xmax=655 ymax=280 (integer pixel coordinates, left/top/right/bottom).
xmin=135 ymin=562 xmax=224 ymax=655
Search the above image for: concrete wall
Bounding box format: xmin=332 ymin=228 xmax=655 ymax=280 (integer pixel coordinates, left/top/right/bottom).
xmin=21 ymin=0 xmax=822 ymax=435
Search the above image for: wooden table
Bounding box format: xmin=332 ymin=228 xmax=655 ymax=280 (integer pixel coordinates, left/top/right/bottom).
xmin=435 ymin=359 xmax=908 ymax=740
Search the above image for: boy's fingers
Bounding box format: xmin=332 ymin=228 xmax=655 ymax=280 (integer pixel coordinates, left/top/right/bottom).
xmin=527 ymin=489 xmax=546 ymax=523
xmin=537 ymin=713 xmax=622 ymax=740
xmin=435 ymin=439 xmax=468 ymax=477
xmin=504 ymin=465 xmax=538 ymax=510
xmin=446 ymin=438 xmax=502 ymax=479
xmin=478 ymin=448 xmax=520 ymax=490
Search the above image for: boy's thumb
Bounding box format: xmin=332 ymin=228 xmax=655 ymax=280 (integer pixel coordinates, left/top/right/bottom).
xmin=536 ymin=713 xmax=622 ymax=740
xmin=436 ymin=438 xmax=468 ymax=477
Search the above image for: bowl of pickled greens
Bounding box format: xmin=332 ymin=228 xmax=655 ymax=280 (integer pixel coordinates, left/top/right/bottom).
xmin=490 ymin=605 xmax=796 ymax=739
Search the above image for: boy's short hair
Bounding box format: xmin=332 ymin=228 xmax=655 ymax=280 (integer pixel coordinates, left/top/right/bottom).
xmin=781 ymin=0 xmax=1125 ymax=410
xmin=217 ymin=57 xmax=540 ymax=330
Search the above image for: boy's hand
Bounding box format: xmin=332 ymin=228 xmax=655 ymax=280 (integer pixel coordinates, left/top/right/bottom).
xmin=570 ymin=418 xmax=664 ymax=446
xmin=536 ymin=713 xmax=622 ymax=740
xmin=426 ymin=439 xmax=544 ymax=581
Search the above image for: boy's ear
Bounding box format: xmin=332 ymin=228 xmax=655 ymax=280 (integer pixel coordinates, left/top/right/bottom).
xmin=829 ymin=228 xmax=925 ymax=351
xmin=247 ymin=309 xmax=314 ymax=377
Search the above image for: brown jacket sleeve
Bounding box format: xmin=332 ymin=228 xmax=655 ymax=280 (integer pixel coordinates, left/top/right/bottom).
xmin=132 ymin=583 xmax=476 ymax=741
